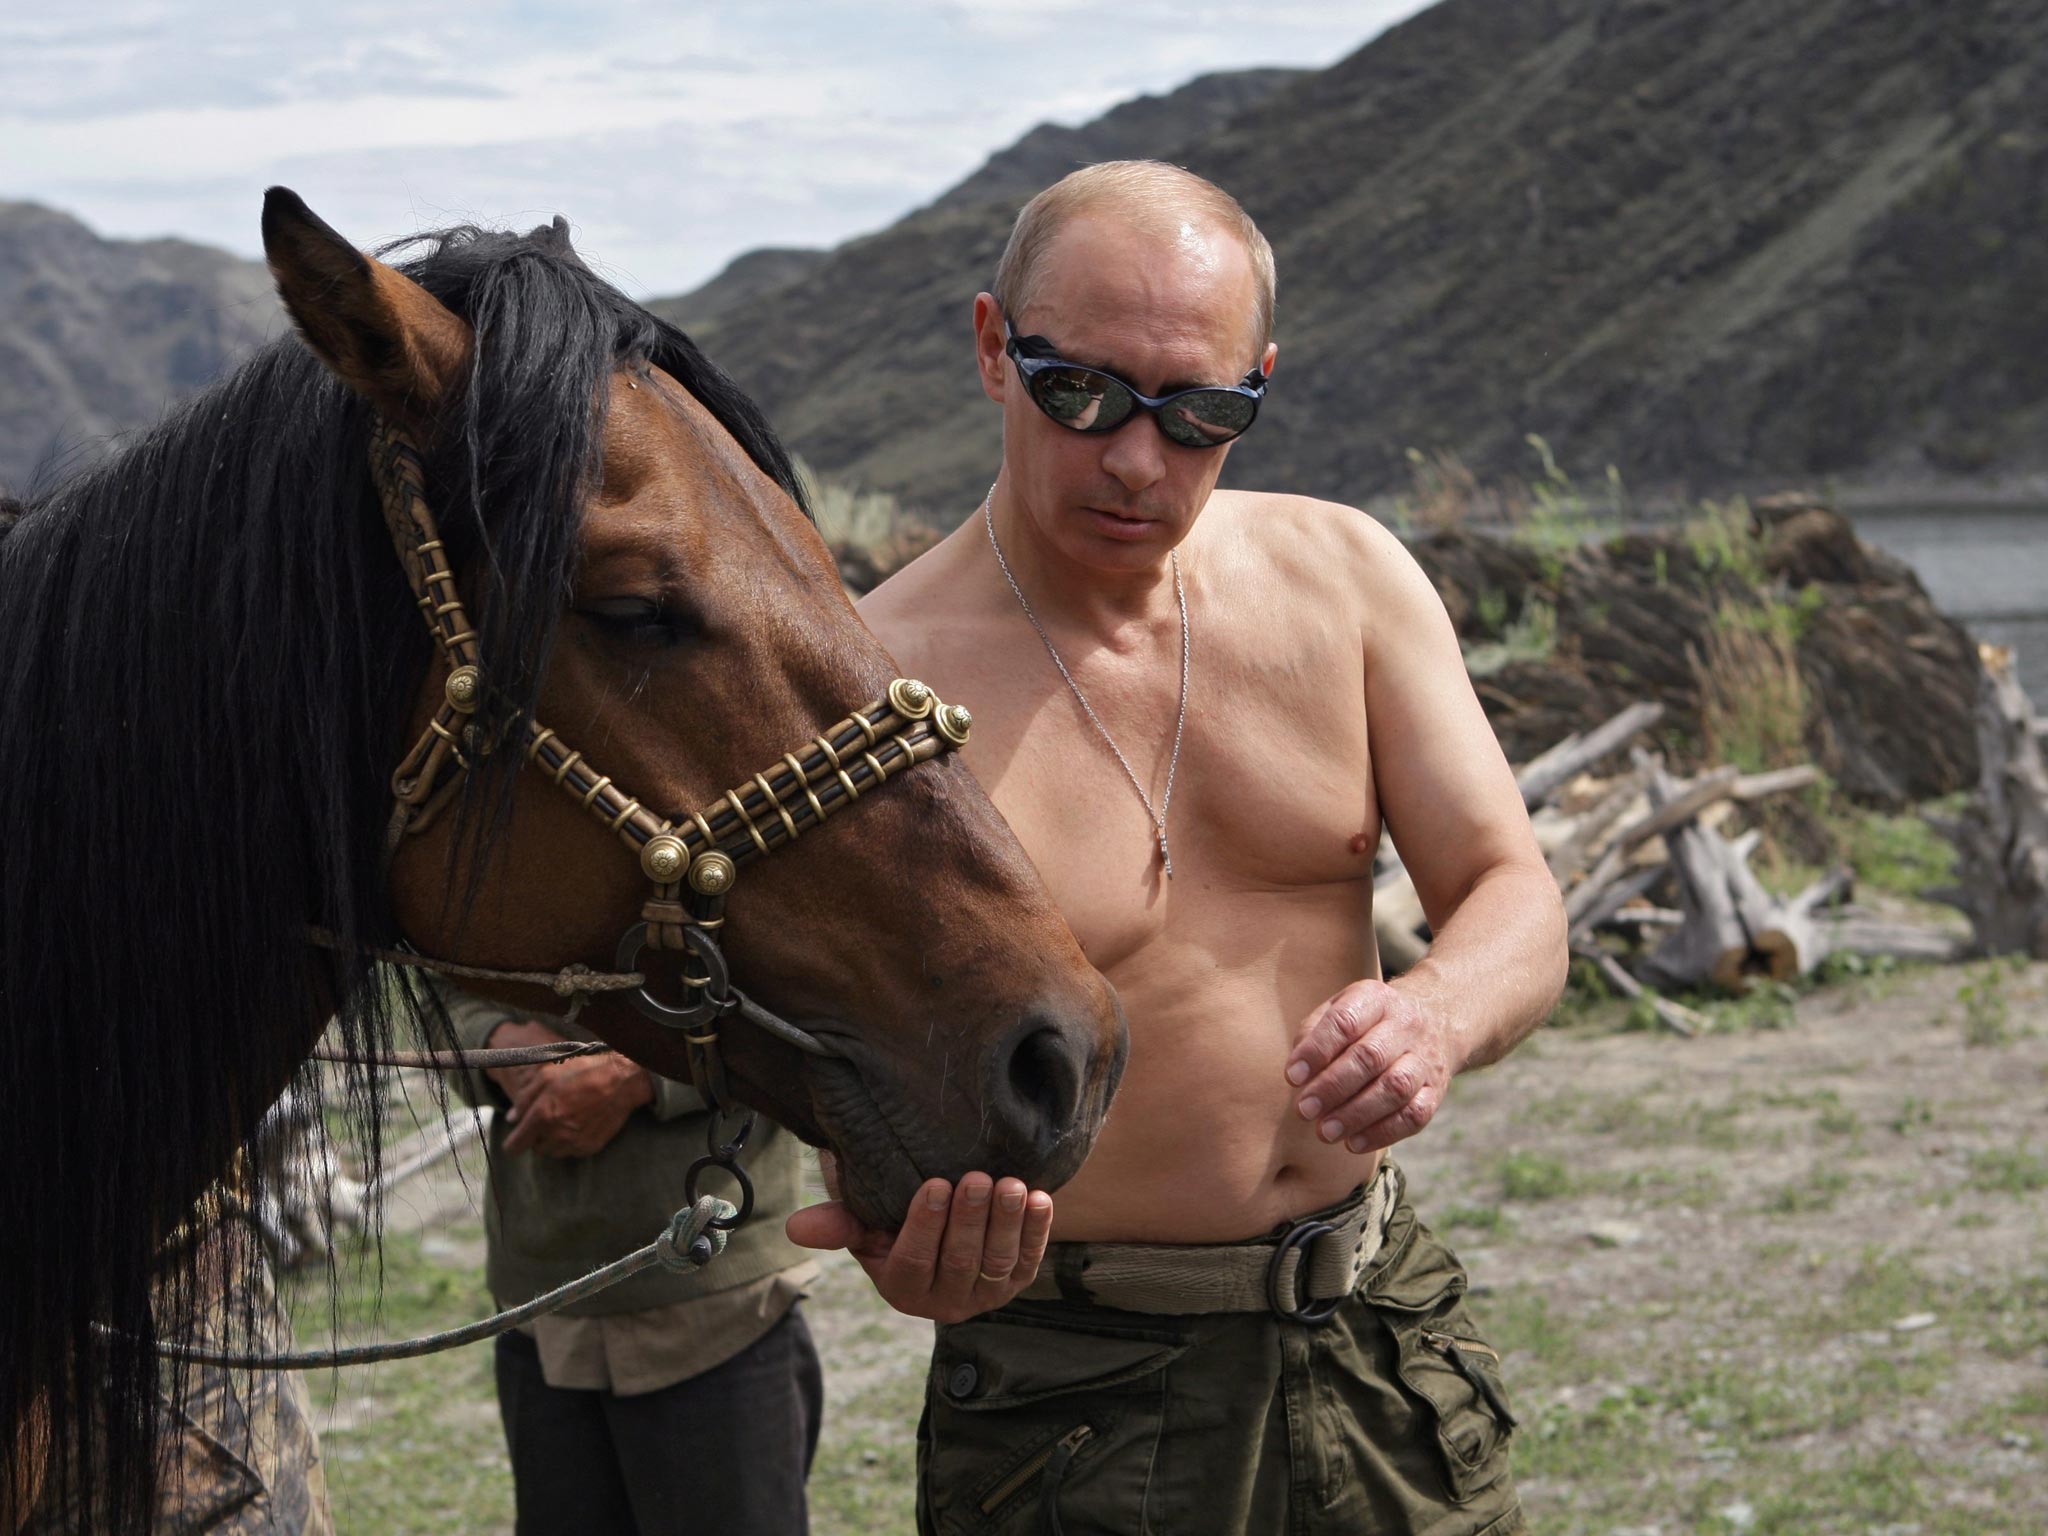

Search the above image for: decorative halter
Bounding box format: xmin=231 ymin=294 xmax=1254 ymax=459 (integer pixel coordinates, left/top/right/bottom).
xmin=366 ymin=419 xmax=971 ymax=1210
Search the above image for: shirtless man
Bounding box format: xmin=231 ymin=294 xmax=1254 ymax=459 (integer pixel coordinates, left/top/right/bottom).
xmin=788 ymin=161 xmax=1566 ymax=1534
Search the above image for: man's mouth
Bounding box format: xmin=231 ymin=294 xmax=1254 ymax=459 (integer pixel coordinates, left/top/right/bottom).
xmin=1084 ymin=506 xmax=1157 ymax=539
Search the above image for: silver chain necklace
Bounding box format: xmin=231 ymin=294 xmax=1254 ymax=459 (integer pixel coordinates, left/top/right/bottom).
xmin=983 ymin=487 xmax=1189 ymax=879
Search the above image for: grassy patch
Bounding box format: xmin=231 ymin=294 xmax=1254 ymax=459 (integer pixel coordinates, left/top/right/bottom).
xmin=1764 ymin=1166 xmax=1851 ymax=1215
xmin=284 ymin=1225 xmax=512 ymax=1536
xmin=1441 ymin=1203 xmax=1515 ymax=1235
xmin=1498 ymin=1152 xmax=1574 ymax=1201
xmin=1835 ymin=805 xmax=1959 ymax=898
xmin=1969 ymin=1145 xmax=2048 ymax=1195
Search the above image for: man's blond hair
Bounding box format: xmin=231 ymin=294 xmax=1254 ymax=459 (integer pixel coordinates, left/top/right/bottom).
xmin=991 ymin=160 xmax=1276 ymax=353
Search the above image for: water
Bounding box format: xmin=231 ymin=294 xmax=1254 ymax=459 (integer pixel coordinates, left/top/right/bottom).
xmin=1847 ymin=503 xmax=2048 ymax=707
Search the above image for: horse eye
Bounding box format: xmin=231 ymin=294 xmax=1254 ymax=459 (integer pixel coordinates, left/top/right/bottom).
xmin=575 ymin=597 xmax=698 ymax=646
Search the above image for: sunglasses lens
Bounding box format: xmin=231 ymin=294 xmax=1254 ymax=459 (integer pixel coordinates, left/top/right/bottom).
xmin=1030 ymin=366 xmax=1135 ymax=433
xmin=1159 ymin=390 xmax=1258 ymax=448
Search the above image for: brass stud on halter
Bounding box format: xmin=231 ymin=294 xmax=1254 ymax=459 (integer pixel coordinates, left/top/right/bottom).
xmin=937 ymin=702 xmax=973 ymax=747
xmin=444 ymin=664 xmax=482 ymax=713
xmin=640 ymin=833 xmax=689 ymax=885
xmin=888 ymin=677 xmax=935 ymax=718
xmin=688 ymin=851 xmax=738 ymax=897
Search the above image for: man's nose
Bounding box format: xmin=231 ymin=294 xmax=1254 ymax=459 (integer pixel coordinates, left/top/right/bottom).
xmin=1100 ymin=415 xmax=1168 ymax=494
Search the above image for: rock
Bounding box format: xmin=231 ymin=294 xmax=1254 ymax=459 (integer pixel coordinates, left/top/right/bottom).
xmin=1890 ymin=1312 xmax=1939 ymax=1332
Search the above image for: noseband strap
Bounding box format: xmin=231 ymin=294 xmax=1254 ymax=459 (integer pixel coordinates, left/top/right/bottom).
xmin=364 ymin=419 xmax=972 ymax=1112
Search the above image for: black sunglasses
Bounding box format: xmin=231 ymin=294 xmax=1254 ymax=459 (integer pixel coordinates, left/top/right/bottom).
xmin=1004 ymin=319 xmax=1268 ymax=449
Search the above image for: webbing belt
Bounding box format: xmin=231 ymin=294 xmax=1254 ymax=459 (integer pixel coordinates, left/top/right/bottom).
xmin=1017 ymin=1164 xmax=1399 ymax=1322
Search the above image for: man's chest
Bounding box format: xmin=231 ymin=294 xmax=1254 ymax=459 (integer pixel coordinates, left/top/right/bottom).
xmin=944 ymin=626 xmax=1380 ymax=969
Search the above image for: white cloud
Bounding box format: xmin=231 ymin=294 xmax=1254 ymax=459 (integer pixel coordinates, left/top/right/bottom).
xmin=1 ymin=0 xmax=1433 ymax=295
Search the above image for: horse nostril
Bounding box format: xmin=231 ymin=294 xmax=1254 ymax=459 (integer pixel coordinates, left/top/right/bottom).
xmin=998 ymin=1019 xmax=1086 ymax=1148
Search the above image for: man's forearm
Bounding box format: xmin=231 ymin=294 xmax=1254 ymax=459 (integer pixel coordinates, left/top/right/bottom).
xmin=1393 ymin=856 xmax=1567 ymax=1074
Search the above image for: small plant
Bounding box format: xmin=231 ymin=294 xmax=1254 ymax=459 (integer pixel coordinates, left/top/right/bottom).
xmin=1499 ymin=1151 xmax=1574 ymax=1201
xmin=1954 ymin=969 xmax=2014 ymax=1046
xmin=1968 ymin=1145 xmax=2048 ymax=1195
xmin=1691 ymin=605 xmax=1811 ymax=775
xmin=1681 ymin=497 xmax=1767 ymax=587
xmin=1402 ymin=446 xmax=1484 ymax=530
xmin=1442 ymin=1204 xmax=1514 ymax=1235
xmin=1765 ymin=1166 xmax=1850 ymax=1214
xmin=1889 ymin=1095 xmax=1934 ymax=1135
xmin=1505 ymin=435 xmax=1622 ymax=585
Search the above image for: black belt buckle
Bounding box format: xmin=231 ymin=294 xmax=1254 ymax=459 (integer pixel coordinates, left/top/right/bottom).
xmin=1267 ymin=1218 xmax=1342 ymax=1324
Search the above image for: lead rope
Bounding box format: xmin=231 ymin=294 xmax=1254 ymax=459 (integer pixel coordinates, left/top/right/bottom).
xmin=104 ymin=1195 xmax=737 ymax=1371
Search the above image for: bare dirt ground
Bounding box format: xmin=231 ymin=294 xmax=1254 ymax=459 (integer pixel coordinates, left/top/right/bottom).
xmin=297 ymin=959 xmax=2047 ymax=1534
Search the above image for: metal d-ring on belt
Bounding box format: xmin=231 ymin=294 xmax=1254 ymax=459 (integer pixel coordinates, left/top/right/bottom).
xmin=362 ymin=419 xmax=975 ymax=1226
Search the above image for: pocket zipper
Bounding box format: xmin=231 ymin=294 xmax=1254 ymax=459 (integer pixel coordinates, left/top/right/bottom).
xmin=1421 ymin=1331 xmax=1518 ymax=1429
xmin=979 ymin=1423 xmax=1096 ymax=1516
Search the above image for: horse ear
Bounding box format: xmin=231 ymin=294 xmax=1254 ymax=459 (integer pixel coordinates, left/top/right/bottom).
xmin=261 ymin=187 xmax=470 ymax=433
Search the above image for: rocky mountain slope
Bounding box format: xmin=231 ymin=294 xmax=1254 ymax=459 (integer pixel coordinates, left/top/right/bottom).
xmin=0 ymin=201 xmax=279 ymax=490
xmin=671 ymin=0 xmax=2048 ymax=520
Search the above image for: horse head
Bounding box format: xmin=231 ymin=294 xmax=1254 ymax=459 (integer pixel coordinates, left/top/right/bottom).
xmin=261 ymin=190 xmax=1127 ymax=1225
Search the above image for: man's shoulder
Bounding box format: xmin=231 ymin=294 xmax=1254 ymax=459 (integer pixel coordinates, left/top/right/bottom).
xmin=1202 ymin=489 xmax=1413 ymax=588
xmin=857 ymin=523 xmax=986 ymax=653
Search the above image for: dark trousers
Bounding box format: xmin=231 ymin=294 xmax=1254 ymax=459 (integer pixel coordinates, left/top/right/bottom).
xmin=494 ymin=1306 xmax=823 ymax=1536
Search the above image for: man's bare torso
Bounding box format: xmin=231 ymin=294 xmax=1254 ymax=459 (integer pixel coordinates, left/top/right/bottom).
xmin=862 ymin=488 xmax=1396 ymax=1242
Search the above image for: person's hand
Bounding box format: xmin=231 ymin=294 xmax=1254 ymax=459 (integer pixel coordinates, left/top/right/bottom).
xmin=785 ymin=1154 xmax=1053 ymax=1323
xmin=480 ymin=1019 xmax=563 ymax=1101
xmin=499 ymin=1046 xmax=652 ymax=1158
xmin=1286 ymin=979 xmax=1456 ymax=1155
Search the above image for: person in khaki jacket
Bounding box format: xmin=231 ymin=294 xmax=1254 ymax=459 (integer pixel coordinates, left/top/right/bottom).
xmin=433 ymin=977 xmax=821 ymax=1535
xmin=790 ymin=160 xmax=1567 ymax=1535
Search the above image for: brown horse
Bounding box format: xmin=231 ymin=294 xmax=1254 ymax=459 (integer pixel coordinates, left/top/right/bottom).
xmin=0 ymin=190 xmax=1123 ymax=1530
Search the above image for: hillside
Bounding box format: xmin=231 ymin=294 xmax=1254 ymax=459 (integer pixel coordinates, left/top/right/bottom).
xmin=672 ymin=0 xmax=2048 ymax=520
xmin=650 ymin=66 xmax=1301 ymax=339
xmin=0 ymin=201 xmax=279 ymax=490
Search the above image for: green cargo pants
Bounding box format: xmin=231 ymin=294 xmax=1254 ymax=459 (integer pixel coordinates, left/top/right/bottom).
xmin=917 ymin=1171 xmax=1524 ymax=1535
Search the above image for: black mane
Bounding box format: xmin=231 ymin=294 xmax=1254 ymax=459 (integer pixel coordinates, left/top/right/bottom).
xmin=0 ymin=218 xmax=805 ymax=1528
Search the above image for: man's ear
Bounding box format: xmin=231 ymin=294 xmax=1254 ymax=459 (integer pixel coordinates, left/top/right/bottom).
xmin=973 ymin=292 xmax=1008 ymax=405
xmin=261 ymin=186 xmax=470 ymax=436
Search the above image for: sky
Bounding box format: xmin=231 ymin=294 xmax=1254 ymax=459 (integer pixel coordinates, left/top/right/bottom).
xmin=1 ymin=1 xmax=1431 ymax=299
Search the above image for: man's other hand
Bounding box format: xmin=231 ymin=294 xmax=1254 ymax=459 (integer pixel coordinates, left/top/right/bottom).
xmin=785 ymin=1155 xmax=1053 ymax=1323
xmin=497 ymin=1033 xmax=652 ymax=1158
xmin=1286 ymin=979 xmax=1454 ymax=1155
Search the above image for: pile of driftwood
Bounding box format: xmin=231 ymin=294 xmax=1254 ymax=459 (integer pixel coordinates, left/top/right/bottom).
xmin=1375 ymin=699 xmax=1976 ymax=1035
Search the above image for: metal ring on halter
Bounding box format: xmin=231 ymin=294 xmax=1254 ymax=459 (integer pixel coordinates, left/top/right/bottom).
xmin=1266 ymin=1219 xmax=1343 ymax=1324
xmin=685 ymin=1154 xmax=755 ymax=1230
xmin=614 ymin=922 xmax=718 ymax=1027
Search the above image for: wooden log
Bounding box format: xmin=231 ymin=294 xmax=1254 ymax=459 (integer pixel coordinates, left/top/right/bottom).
xmin=1818 ymin=916 xmax=1968 ymax=964
xmin=1639 ymin=757 xmax=1757 ymax=991
xmin=1545 ymin=768 xmax=1647 ymax=885
xmin=1516 ymin=701 xmax=1665 ymax=809
xmin=1935 ymin=645 xmax=2048 ymax=957
xmin=1732 ymin=765 xmax=1824 ymax=801
xmin=1750 ymin=867 xmax=1852 ymax=981
xmin=1570 ymin=944 xmax=1707 ymax=1036
xmin=1372 ymin=856 xmax=1431 ymax=976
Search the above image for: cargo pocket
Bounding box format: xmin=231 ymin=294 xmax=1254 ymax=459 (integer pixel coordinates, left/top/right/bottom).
xmin=1367 ymin=1227 xmax=1517 ymax=1505
xmin=922 ymin=1312 xmax=1187 ymax=1535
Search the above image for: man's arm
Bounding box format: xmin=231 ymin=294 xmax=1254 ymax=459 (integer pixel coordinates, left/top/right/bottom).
xmin=1286 ymin=513 xmax=1567 ymax=1152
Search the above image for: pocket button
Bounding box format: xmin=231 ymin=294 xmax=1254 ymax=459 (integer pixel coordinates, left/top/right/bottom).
xmin=948 ymin=1361 xmax=980 ymax=1398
